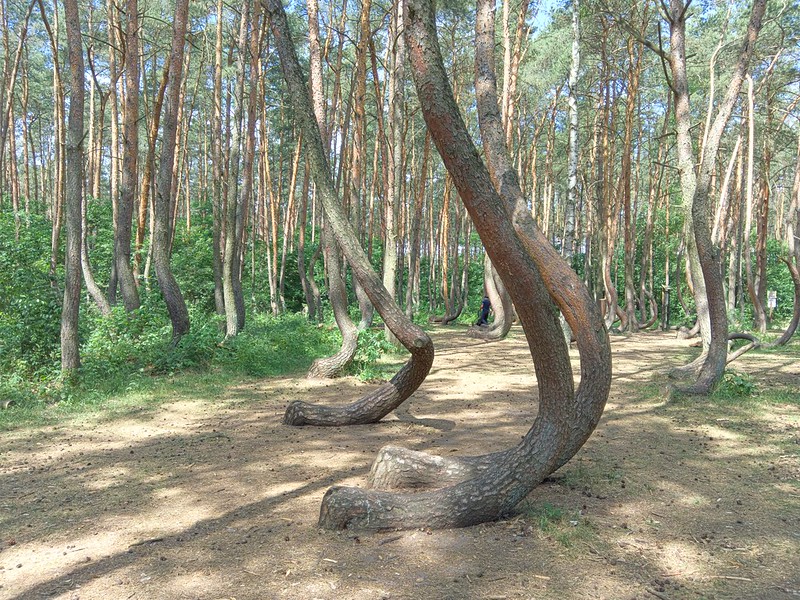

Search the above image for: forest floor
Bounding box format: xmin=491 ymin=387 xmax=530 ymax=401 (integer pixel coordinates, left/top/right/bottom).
xmin=1 ymin=326 xmax=799 ymax=600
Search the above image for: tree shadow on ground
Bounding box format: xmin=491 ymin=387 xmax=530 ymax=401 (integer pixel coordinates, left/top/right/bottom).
xmin=1 ymin=329 xmax=798 ymax=599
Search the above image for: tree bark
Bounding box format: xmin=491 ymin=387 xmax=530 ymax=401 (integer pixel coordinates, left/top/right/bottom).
xmin=134 ymin=64 xmax=168 ymax=285
xmin=223 ymin=0 xmax=257 ymax=337
xmin=771 ymin=132 xmax=800 ymax=346
xmin=116 ymin=0 xmax=141 ymax=311
xmin=383 ymin=0 xmax=405 ymax=346
xmin=210 ymin=0 xmax=225 ymax=316
xmin=469 ymin=254 xmax=512 ymax=340
xmin=300 ymin=0 xmax=359 ymax=377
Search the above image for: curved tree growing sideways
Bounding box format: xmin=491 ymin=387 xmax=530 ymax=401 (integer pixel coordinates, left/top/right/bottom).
xmin=311 ymin=0 xmax=611 ymax=531
xmin=264 ymin=0 xmax=435 ymax=427
xmin=666 ymin=0 xmax=767 ymax=393
xmin=304 ymin=0 xmax=360 ymax=379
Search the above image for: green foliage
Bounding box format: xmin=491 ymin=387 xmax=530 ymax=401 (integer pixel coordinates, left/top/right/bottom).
xmin=0 ymin=214 xmax=62 ymax=374
xmin=1 ymin=306 xmax=340 ymax=428
xmin=172 ymin=223 xmax=217 ymax=313
xmin=216 ymin=313 xmax=339 ymax=377
xmin=765 ymin=238 xmax=795 ymax=324
xmin=713 ymin=369 xmax=758 ymax=400
xmin=346 ymin=327 xmax=401 ymax=382
xmin=519 ymin=501 xmax=596 ymax=548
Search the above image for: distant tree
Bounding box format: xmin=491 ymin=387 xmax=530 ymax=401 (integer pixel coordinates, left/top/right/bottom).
xmin=666 ymin=0 xmax=767 ymax=393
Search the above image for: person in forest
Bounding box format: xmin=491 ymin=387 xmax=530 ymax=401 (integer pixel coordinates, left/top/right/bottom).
xmin=476 ymin=294 xmax=491 ymax=326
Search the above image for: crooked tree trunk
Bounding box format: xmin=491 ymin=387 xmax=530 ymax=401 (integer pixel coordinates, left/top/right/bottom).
xmin=304 ymin=225 xmax=359 ymax=380
xmin=266 ymin=0 xmax=434 ymax=427
xmin=80 ymin=191 xmax=111 ymax=316
xmin=313 ymin=0 xmax=610 ymax=530
xmin=469 ymin=254 xmax=512 ymax=340
xmin=667 ymin=0 xmax=766 ymax=393
xmin=299 ymin=0 xmax=358 ymax=379
xmin=772 ymin=135 xmax=800 ymax=346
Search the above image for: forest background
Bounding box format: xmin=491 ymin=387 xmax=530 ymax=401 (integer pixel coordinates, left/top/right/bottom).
xmin=0 ymin=0 xmax=799 ymax=417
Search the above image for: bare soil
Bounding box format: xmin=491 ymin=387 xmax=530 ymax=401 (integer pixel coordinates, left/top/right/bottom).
xmin=1 ymin=327 xmax=798 ymax=600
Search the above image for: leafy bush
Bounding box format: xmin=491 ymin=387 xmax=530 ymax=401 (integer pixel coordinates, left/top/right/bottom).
xmin=715 ymin=369 xmax=758 ymax=399
xmin=216 ymin=312 xmax=339 ymax=377
xmin=346 ymin=327 xmax=402 ymax=381
xmin=0 ymin=214 xmax=62 ymax=374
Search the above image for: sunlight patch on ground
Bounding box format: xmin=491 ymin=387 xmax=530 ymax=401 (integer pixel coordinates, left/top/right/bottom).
xmin=166 ymin=573 xmax=220 ymax=598
xmin=657 ymin=540 xmax=709 ymax=578
xmin=82 ymin=467 xmax=132 ymax=491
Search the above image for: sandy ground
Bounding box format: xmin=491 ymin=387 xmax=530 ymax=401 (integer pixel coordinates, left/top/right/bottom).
xmin=1 ymin=327 xmax=798 ymax=600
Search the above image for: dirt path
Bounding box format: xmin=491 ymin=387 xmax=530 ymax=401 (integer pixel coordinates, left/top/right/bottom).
xmin=1 ymin=327 xmax=798 ymax=600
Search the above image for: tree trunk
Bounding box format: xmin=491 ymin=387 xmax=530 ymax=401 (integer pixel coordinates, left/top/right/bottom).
xmin=116 ymin=0 xmax=141 ymax=311
xmin=304 ymin=224 xmax=360 ymax=380
xmin=266 ymin=0 xmax=434 ymax=427
xmin=772 ymin=132 xmax=800 ymax=346
xmin=223 ymin=0 xmax=257 ymax=337
xmin=80 ymin=186 xmax=111 ymax=316
xmin=667 ymin=0 xmax=766 ymax=393
xmin=315 ymin=0 xmax=610 ymax=531
xmin=134 ymin=65 xmax=168 ymax=285
xmin=38 ymin=0 xmax=65 ymax=281
xmin=297 ymin=162 xmax=317 ymax=320
xmin=60 ymin=0 xmax=84 ymax=377
xmin=210 ymin=0 xmax=225 ymax=316
xmin=153 ymin=0 xmax=191 ymax=343
xmin=298 ymin=0 xmax=359 ymax=377
xmin=564 ymin=0 xmax=579 ymax=264
xmin=405 ymin=130 xmax=430 ymax=319
xmin=469 ymin=254 xmax=512 ymax=340
xmin=383 ymin=0 xmax=405 ymax=346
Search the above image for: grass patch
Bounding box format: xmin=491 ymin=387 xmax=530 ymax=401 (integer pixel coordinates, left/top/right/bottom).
xmin=345 ymin=327 xmax=409 ymax=382
xmin=555 ymin=458 xmax=625 ymax=496
xmin=0 ymin=313 xmax=340 ymax=431
xmin=518 ymin=501 xmax=597 ymax=548
xmin=0 ymin=369 xmax=236 ymax=431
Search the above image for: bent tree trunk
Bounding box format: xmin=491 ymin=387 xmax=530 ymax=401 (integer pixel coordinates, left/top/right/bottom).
xmin=314 ymin=0 xmax=611 ymax=530
xmin=772 ymin=145 xmax=800 ymax=347
xmin=266 ymin=0 xmax=434 ymax=427
xmin=469 ymin=254 xmax=512 ymax=340
xmin=667 ymin=0 xmax=766 ymax=393
xmin=304 ymin=225 xmax=359 ymax=379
